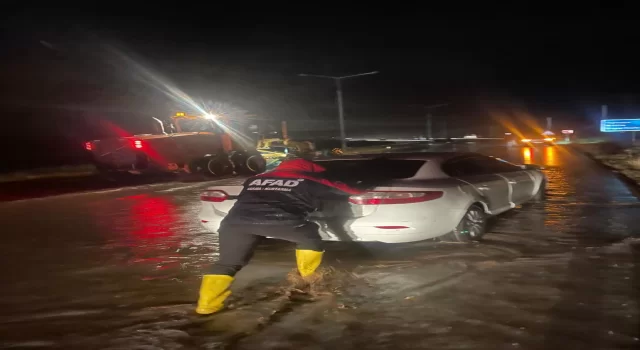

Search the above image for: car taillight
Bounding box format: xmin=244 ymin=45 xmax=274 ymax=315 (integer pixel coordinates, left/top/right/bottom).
xmin=201 ymin=190 xmax=228 ymax=202
xmin=132 ymin=140 xmax=143 ymax=149
xmin=84 ymin=142 xmax=93 ymax=151
xmin=348 ymin=191 xmax=443 ymax=205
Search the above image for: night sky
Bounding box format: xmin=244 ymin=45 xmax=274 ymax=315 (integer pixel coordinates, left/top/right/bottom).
xmin=2 ymin=5 xmax=639 ymax=170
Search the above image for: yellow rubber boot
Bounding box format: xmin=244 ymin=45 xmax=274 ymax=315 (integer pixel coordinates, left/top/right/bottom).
xmin=295 ymin=250 xmax=324 ymax=277
xmin=196 ymin=275 xmax=234 ymax=315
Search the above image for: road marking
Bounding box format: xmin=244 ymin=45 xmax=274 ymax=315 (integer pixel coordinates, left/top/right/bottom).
xmin=1 ymin=177 xmax=248 ymax=205
xmin=0 ymin=187 xmax=129 ymax=205
xmin=156 ymin=183 xmax=212 ymax=193
xmin=0 ymin=182 xmax=183 ymax=205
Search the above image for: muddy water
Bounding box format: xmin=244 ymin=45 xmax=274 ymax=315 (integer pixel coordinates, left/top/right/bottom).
xmin=0 ymin=146 xmax=639 ymax=349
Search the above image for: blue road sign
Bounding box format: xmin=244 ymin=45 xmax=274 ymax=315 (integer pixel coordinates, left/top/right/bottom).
xmin=600 ymin=119 xmax=640 ymax=132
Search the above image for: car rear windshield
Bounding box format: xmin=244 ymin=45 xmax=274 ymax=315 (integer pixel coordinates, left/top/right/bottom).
xmin=318 ymin=159 xmax=426 ymax=182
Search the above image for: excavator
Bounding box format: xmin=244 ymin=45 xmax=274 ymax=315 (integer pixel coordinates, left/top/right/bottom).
xmin=85 ymin=112 xmax=266 ymax=179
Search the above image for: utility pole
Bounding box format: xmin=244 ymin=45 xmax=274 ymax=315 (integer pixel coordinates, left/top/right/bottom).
xmin=281 ymin=121 xmax=288 ymax=139
xmin=415 ymin=103 xmax=449 ymax=140
xmin=602 ymin=105 xmax=608 ymax=119
xmin=335 ymin=79 xmax=345 ymax=148
xmin=442 ymin=120 xmax=448 ymax=138
xmin=299 ymin=71 xmax=379 ymax=150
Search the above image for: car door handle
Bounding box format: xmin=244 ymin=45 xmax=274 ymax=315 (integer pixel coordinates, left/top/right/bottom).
xmin=477 ymin=185 xmax=490 ymax=191
xmin=508 ymin=180 xmax=517 ymax=184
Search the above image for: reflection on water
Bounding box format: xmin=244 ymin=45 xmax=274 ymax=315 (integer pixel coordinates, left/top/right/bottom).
xmin=128 ymin=195 xmax=178 ymax=239
xmin=86 ymin=194 xmax=214 ymax=274
xmin=523 ymin=147 xmax=532 ymax=164
xmin=125 ymin=195 xmax=182 ymax=270
xmin=545 ymin=146 xmax=558 ymax=167
xmin=542 ymin=166 xmax=573 ymax=231
xmin=493 ymin=145 xmax=640 ymax=238
xmin=520 ymin=146 xmax=558 ymax=167
xmin=489 ymin=145 xmax=638 ymax=237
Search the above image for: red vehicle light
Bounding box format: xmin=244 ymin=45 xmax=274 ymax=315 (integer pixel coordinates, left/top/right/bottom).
xmin=348 ymin=191 xmax=443 ymax=205
xmin=84 ymin=142 xmax=92 ymax=151
xmin=133 ymin=140 xmax=143 ymax=149
xmin=201 ymin=190 xmax=228 ymax=202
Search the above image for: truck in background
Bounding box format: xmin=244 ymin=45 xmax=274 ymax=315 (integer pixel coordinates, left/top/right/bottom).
xmin=84 ymin=112 xmax=266 ymax=179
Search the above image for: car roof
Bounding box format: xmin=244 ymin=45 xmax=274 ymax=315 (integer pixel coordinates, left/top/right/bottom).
xmin=313 ymin=151 xmax=496 ymax=180
xmin=315 ymin=151 xmax=478 ymax=162
xmin=368 ymin=151 xmax=476 ymax=161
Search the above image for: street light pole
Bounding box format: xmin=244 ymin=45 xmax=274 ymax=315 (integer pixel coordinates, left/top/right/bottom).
xmin=299 ymin=71 xmax=379 ymax=150
xmin=442 ymin=120 xmax=448 ymax=138
xmin=335 ymin=79 xmax=346 ymax=149
xmin=413 ymin=103 xmax=448 ymax=140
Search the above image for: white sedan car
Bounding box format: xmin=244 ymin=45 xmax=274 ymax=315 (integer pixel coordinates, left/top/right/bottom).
xmin=199 ymin=152 xmax=546 ymax=243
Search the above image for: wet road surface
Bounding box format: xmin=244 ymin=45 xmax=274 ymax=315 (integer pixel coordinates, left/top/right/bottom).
xmin=1 ymin=146 xmax=639 ymax=349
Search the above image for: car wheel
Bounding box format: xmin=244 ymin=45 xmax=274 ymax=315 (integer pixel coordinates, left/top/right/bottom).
xmin=532 ymin=180 xmax=546 ymax=202
xmin=230 ymin=151 xmax=266 ymax=175
xmin=204 ymin=156 xmax=233 ymax=177
xmin=441 ymin=204 xmax=487 ymax=242
xmin=245 ymin=154 xmax=266 ymax=174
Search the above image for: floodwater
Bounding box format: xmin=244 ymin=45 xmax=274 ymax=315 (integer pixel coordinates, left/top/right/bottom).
xmin=1 ymin=145 xmax=639 ymax=349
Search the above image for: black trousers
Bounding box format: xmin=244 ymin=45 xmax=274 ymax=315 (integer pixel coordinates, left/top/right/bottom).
xmin=210 ymin=222 xmax=323 ymax=276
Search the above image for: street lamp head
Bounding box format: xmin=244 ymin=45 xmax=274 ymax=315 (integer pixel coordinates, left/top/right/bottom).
xmin=339 ymin=71 xmax=380 ymax=79
xmin=298 ymin=69 xmax=379 ymax=151
xmin=298 ymin=73 xmax=336 ymax=79
xmin=299 ymin=71 xmax=379 ymax=80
